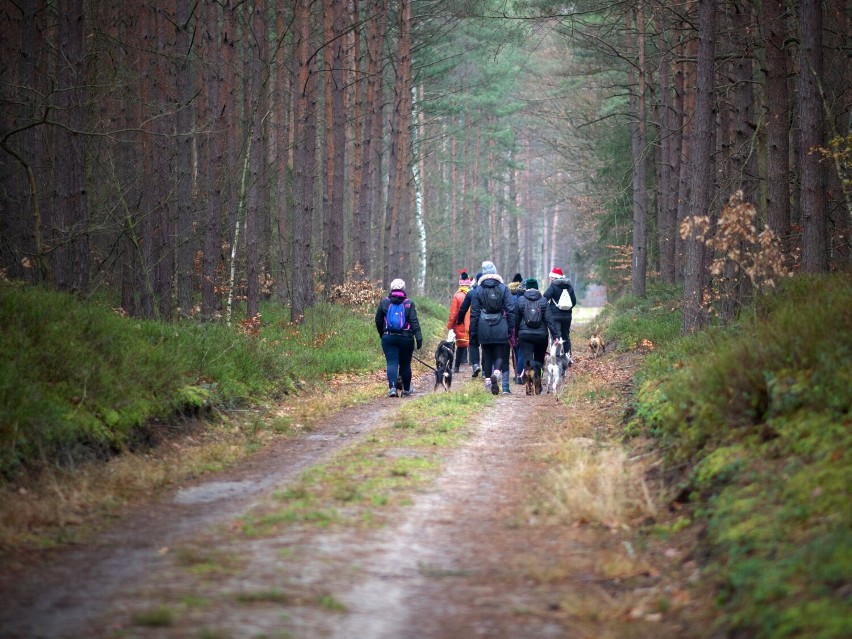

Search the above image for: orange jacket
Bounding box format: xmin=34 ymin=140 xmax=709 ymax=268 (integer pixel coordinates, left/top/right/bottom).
xmin=447 ymin=287 xmax=470 ymax=347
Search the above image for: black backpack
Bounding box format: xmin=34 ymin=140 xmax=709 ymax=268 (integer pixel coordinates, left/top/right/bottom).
xmin=523 ymin=300 xmax=542 ymax=328
xmin=482 ymin=285 xmax=503 ymax=314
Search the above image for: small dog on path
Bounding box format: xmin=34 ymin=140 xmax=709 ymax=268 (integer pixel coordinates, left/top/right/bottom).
xmin=434 ymin=340 xmax=456 ymax=392
xmin=545 ymin=338 xmax=570 ymax=394
xmin=523 ymin=360 xmax=542 ymax=396
xmin=589 ymin=325 xmax=606 ymax=359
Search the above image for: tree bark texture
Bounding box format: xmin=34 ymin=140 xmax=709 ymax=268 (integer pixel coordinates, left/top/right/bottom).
xmin=682 ymin=0 xmax=716 ymax=334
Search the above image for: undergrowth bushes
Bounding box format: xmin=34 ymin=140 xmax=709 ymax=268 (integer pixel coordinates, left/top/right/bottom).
xmin=0 ymin=282 xmax=442 ymax=479
xmin=625 ymin=274 xmax=851 ymax=638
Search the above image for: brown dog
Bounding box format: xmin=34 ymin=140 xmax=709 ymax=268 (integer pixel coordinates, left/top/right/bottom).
xmin=523 ymin=360 xmax=542 ymax=395
xmin=589 ymin=325 xmax=606 ymax=359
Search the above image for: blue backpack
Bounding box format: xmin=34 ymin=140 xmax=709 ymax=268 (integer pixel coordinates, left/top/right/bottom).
xmin=385 ymin=297 xmax=409 ymax=332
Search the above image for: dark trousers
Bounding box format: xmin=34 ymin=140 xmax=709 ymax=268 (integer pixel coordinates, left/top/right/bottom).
xmin=554 ymin=316 xmax=572 ymax=353
xmin=481 ymin=342 xmax=509 ymax=389
xmin=454 ymin=346 xmax=468 ymax=371
xmin=519 ymin=335 xmax=548 ymax=370
xmin=381 ymin=333 xmax=414 ymax=391
xmin=469 ymin=338 xmax=481 ymax=367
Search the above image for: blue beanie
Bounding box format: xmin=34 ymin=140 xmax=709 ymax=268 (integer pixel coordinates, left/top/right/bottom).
xmin=481 ymin=260 xmax=497 ymax=275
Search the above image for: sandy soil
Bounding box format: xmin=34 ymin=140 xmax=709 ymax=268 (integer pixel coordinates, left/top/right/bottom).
xmin=0 ymin=336 xmax=712 ymax=639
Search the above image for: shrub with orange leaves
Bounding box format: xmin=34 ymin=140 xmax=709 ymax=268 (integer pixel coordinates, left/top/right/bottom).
xmin=328 ymin=264 xmax=385 ymax=308
xmin=680 ymin=190 xmax=794 ymax=313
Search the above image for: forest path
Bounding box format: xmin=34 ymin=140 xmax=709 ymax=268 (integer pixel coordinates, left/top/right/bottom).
xmin=0 ymin=320 xmax=706 ymax=639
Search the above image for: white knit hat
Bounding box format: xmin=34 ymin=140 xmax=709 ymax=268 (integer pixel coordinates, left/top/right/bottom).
xmin=390 ymin=278 xmax=406 ymax=291
xmin=481 ymin=260 xmax=497 ymax=275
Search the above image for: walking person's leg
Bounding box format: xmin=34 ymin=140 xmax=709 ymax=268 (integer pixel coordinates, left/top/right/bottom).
xmin=532 ymin=336 xmax=548 ymax=368
xmin=398 ymin=336 xmax=415 ymax=394
xmin=470 ymin=339 xmax=481 ymax=377
xmin=454 ymin=346 xmax=467 ymax=372
xmin=381 ymin=335 xmax=401 ymax=397
xmin=498 ymin=343 xmax=511 ymax=393
xmin=564 ymin=314 xmax=573 ymax=361
xmin=481 ymin=344 xmax=494 ymax=391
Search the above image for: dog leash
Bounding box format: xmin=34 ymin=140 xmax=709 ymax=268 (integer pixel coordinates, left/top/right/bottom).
xmin=411 ymin=354 xmax=437 ymax=371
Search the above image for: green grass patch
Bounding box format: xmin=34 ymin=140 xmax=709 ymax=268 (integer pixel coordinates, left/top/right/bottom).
xmin=597 ymin=282 xmax=682 ymax=351
xmin=317 ymin=593 xmax=348 ymax=612
xmin=131 ymin=605 xmax=176 ymax=627
xmin=235 ymin=589 xmax=291 ymax=605
xmin=627 ymin=274 xmax=852 ymax=638
xmin=238 ymin=390 xmax=492 ymax=535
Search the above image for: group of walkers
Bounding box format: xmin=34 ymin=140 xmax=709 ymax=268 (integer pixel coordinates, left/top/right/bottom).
xmin=374 ymin=261 xmax=577 ymax=397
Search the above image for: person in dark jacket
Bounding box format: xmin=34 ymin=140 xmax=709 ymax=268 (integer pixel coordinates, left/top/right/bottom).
xmin=375 ymin=278 xmax=423 ymax=397
xmin=469 ymin=260 xmax=515 ymax=395
xmin=513 ymin=278 xmax=561 ymax=380
xmin=542 ymin=266 xmax=577 ymax=362
xmin=507 ymin=273 xmax=525 ymax=383
xmin=456 ymin=271 xmax=482 ymax=377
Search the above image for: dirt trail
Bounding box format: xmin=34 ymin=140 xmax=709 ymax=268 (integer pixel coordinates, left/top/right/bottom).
xmin=1 ymin=334 xmax=705 ymax=638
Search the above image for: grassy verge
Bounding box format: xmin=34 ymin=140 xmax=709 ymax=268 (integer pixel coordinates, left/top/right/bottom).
xmin=622 ymin=274 xmax=851 ymax=638
xmin=0 ymin=280 xmax=447 ymax=550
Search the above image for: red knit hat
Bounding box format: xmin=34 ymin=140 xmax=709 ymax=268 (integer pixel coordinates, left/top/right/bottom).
xmin=458 ymin=270 xmax=472 ymax=286
xmin=549 ymin=267 xmax=564 ymax=278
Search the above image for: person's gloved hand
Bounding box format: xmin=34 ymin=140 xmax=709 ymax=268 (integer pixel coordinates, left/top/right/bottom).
xmin=416 ymin=339 xmax=422 ymax=350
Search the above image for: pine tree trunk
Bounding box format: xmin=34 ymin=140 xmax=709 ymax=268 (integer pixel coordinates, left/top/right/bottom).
xmin=798 ymin=0 xmax=828 ymax=272
xmin=175 ymin=0 xmax=196 ymax=317
xmin=762 ymin=0 xmax=791 ymax=259
xmin=274 ymin=3 xmax=293 ymax=305
xmin=328 ymin=0 xmax=347 ymax=286
xmin=202 ymin=0 xmax=223 ymax=320
xmin=55 ymin=0 xmax=89 ymax=294
xmin=657 ymin=11 xmax=677 ymax=284
xmin=630 ymin=4 xmax=648 ymax=298
xmin=682 ymin=0 xmax=716 ymax=334
xmin=291 ymin=0 xmax=317 ymax=322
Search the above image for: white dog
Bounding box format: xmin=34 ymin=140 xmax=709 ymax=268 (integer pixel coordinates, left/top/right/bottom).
xmin=545 ymin=338 xmax=570 ymax=394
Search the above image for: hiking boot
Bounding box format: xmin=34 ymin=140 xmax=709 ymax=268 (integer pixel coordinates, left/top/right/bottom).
xmin=387 ymin=388 xmax=397 ymax=398
xmin=472 ymin=364 xmax=481 ymax=378
xmin=402 ymin=388 xmax=414 ymax=397
xmin=514 ymin=375 xmax=523 ymax=385
xmin=484 ymin=378 xmax=492 ymax=392
xmin=502 ymin=389 xmax=511 ymax=395
xmin=490 ymin=370 xmax=500 ymax=395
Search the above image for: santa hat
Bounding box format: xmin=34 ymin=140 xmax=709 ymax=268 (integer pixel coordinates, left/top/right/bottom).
xmin=549 ymin=267 xmax=564 ymax=279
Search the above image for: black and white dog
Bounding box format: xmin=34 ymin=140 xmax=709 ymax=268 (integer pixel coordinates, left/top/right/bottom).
xmin=545 ymin=338 xmax=571 ymax=394
xmin=434 ymin=339 xmax=456 ymax=392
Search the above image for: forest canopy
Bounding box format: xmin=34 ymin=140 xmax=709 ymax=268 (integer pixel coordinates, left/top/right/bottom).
xmin=1 ymin=0 xmax=849 ymax=326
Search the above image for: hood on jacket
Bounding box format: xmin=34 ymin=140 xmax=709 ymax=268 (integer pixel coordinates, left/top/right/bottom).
xmin=523 ymin=288 xmax=543 ymax=301
xmin=478 ymin=273 xmax=504 ymax=286
xmin=389 ymin=290 xmax=406 ymax=301
xmin=551 ymin=276 xmax=572 ymax=286
xmin=508 ymin=281 xmax=524 ymax=295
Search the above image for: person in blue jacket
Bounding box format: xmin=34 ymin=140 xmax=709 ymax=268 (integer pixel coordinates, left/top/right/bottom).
xmin=375 ymin=278 xmax=423 ymax=397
